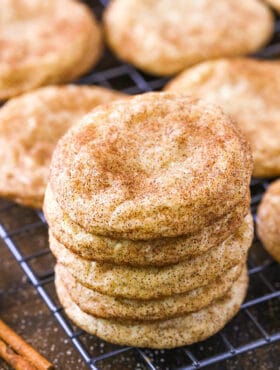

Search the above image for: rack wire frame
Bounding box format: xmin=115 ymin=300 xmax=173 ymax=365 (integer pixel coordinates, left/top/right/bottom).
xmin=1 ymin=1 xmax=280 ymax=369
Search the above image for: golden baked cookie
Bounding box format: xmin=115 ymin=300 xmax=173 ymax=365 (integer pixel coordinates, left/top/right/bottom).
xmin=0 ymin=0 xmax=102 ymax=100
xmin=166 ymin=58 xmax=280 ymax=178
xmin=49 ymin=92 xmax=253 ymax=239
xmin=50 ymin=214 xmax=253 ymax=299
xmin=55 ymin=265 xmax=248 ymax=349
xmin=44 ymin=184 xmax=250 ymax=266
xmin=265 ymin=0 xmax=280 ymax=12
xmin=257 ymin=179 xmax=280 ymax=263
xmin=55 ymin=263 xmax=243 ymax=321
xmin=104 ymin=0 xmax=273 ymax=76
xmin=0 ymin=85 xmax=125 ymax=208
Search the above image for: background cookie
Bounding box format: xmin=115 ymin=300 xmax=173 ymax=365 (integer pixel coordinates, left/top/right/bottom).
xmin=0 ymin=85 xmax=124 ymax=208
xmin=50 ymin=92 xmax=252 ymax=239
xmin=44 ymin=184 xmax=250 ymax=266
xmin=257 ymin=179 xmax=280 ymax=262
xmin=55 ymin=266 xmax=248 ymax=349
xmin=104 ymin=0 xmax=273 ymax=75
xmin=49 ymin=214 xmax=253 ymax=299
xmin=0 ymin=0 xmax=102 ymax=100
xmin=166 ymin=58 xmax=280 ymax=177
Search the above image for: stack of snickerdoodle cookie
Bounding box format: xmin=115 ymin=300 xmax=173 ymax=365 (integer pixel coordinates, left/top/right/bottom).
xmin=44 ymin=92 xmax=253 ymax=349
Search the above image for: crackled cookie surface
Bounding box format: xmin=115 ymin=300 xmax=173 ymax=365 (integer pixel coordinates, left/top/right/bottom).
xmin=44 ymin=184 xmax=250 ymax=266
xmin=55 ymin=265 xmax=248 ymax=349
xmin=56 ymin=263 xmax=243 ymax=321
xmin=50 ymin=214 xmax=253 ymax=299
xmin=104 ymin=0 xmax=273 ymax=75
xmin=0 ymin=85 xmax=124 ymax=208
xmin=50 ymin=92 xmax=253 ymax=239
xmin=166 ymin=58 xmax=280 ymax=177
xmin=0 ymin=0 xmax=102 ymax=99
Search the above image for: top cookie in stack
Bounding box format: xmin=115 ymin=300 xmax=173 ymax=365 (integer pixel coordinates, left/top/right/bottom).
xmin=48 ymin=92 xmax=252 ymax=240
xmin=45 ymin=92 xmax=253 ymax=348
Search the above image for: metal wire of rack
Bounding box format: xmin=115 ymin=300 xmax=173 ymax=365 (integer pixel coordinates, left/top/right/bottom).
xmin=1 ymin=1 xmax=280 ymax=369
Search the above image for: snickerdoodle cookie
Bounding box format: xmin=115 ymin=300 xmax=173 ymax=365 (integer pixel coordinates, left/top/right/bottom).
xmin=49 ymin=214 xmax=253 ymax=299
xmin=55 ymin=263 xmax=243 ymax=321
xmin=55 ymin=265 xmax=248 ymax=349
xmin=0 ymin=0 xmax=102 ymax=100
xmin=166 ymin=58 xmax=280 ymax=177
xmin=44 ymin=184 xmax=250 ymax=266
xmin=104 ymin=0 xmax=273 ymax=76
xmin=49 ymin=93 xmax=252 ymax=239
xmin=257 ymin=179 xmax=280 ymax=263
xmin=0 ymin=85 xmax=124 ymax=208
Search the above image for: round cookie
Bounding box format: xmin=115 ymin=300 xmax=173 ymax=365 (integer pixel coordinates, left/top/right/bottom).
xmin=55 ymin=265 xmax=248 ymax=349
xmin=55 ymin=263 xmax=243 ymax=321
xmin=0 ymin=0 xmax=102 ymax=100
xmin=49 ymin=92 xmax=253 ymax=239
xmin=265 ymin=0 xmax=280 ymax=12
xmin=49 ymin=214 xmax=253 ymax=299
xmin=104 ymin=0 xmax=273 ymax=76
xmin=0 ymin=85 xmax=124 ymax=208
xmin=257 ymin=179 xmax=280 ymax=262
xmin=44 ymin=184 xmax=250 ymax=266
xmin=166 ymin=58 xmax=280 ymax=177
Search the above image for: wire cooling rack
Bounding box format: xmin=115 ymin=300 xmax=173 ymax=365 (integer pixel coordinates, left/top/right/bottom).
xmin=1 ymin=1 xmax=280 ymax=369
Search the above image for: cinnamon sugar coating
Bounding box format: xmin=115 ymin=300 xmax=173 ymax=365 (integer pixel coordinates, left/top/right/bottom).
xmin=104 ymin=0 xmax=273 ymax=75
xmin=166 ymin=58 xmax=280 ymax=177
xmin=50 ymin=92 xmax=253 ymax=239
xmin=49 ymin=214 xmax=253 ymax=300
xmin=55 ymin=263 xmax=243 ymax=321
xmin=44 ymin=184 xmax=250 ymax=266
xmin=0 ymin=0 xmax=102 ymax=99
xmin=55 ymin=265 xmax=248 ymax=349
xmin=0 ymin=85 xmax=124 ymax=208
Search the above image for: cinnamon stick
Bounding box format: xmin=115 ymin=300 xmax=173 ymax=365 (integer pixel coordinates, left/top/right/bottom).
xmin=0 ymin=319 xmax=54 ymax=370
xmin=0 ymin=338 xmax=37 ymax=370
